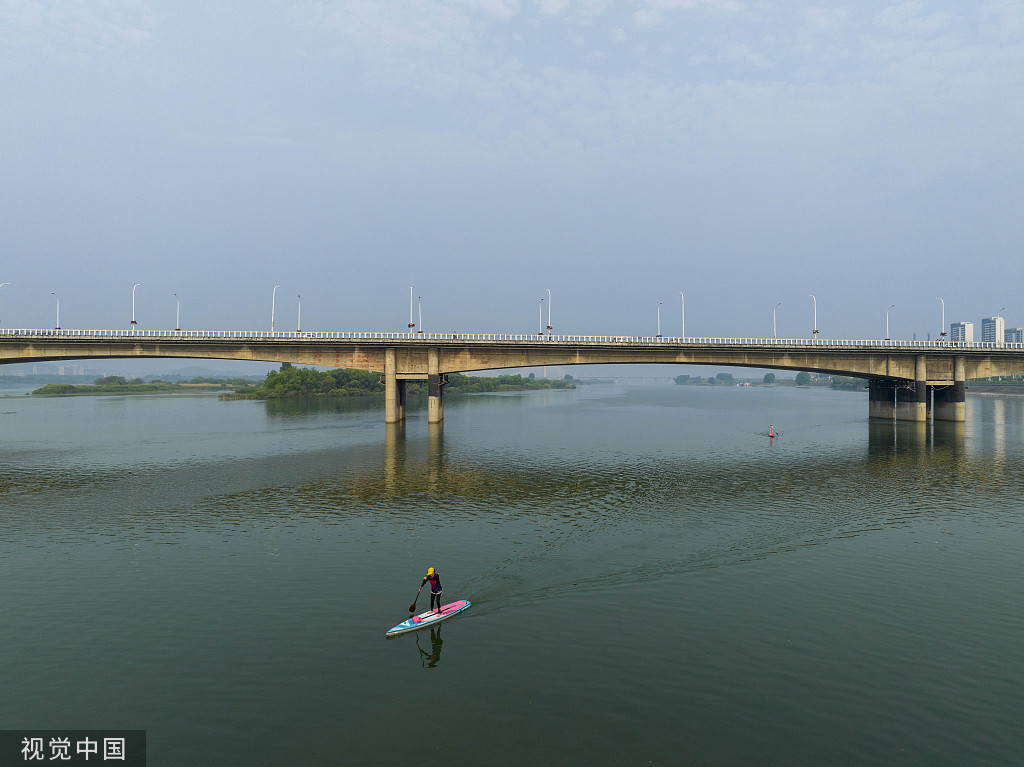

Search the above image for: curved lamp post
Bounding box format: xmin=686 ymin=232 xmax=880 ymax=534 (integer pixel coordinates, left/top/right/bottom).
xmin=271 ymin=285 xmax=280 ymax=332
xmin=297 ymin=294 xmax=301 ymax=333
xmin=546 ymin=288 xmax=552 ymax=333
xmin=408 ymin=286 xmax=415 ymax=330
xmin=679 ymin=291 xmax=685 ymax=338
xmin=417 ymin=296 xmax=423 ymax=334
xmin=51 ymin=292 xmax=60 ymax=330
xmin=0 ymin=282 xmax=9 ymax=327
xmin=810 ymin=294 xmax=818 ymax=337
xmin=131 ymin=283 xmax=140 ymax=327
xmin=538 ymin=298 xmax=544 ymax=336
xmin=173 ymin=293 xmax=180 ymax=332
xmin=938 ymin=297 xmax=946 ymax=341
xmin=656 ymin=302 xmax=662 ymax=338
xmin=773 ymin=302 xmax=782 ymax=339
xmin=885 ymin=304 xmax=895 ymax=341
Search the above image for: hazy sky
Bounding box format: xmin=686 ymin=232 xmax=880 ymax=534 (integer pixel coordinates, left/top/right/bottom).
xmin=2 ymin=0 xmax=1022 ymax=341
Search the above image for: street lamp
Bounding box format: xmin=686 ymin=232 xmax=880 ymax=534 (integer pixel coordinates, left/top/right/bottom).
xmin=885 ymin=304 xmax=895 ymax=340
xmin=938 ymin=297 xmax=946 ymax=342
xmin=417 ymin=296 xmax=423 ymax=334
xmin=0 ymin=282 xmax=9 ymax=327
xmin=546 ymin=288 xmax=552 ymax=333
xmin=297 ymin=294 xmax=301 ymax=333
xmin=538 ymin=298 xmax=544 ymax=336
xmin=173 ymin=293 xmax=180 ymax=332
xmin=51 ymin=292 xmax=60 ymax=330
xmin=408 ymin=286 xmax=415 ymax=330
xmin=271 ymin=285 xmax=280 ymax=332
xmin=809 ymin=294 xmax=818 ymax=337
xmin=679 ymin=291 xmax=685 ymax=339
xmin=131 ymin=283 xmax=140 ymax=327
xmin=656 ymin=302 xmax=662 ymax=338
xmin=773 ymin=302 xmax=782 ymax=339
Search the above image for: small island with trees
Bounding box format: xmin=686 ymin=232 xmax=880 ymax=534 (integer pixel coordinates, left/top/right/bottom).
xmin=30 ymin=375 xmax=258 ymax=397
xmin=30 ymin=365 xmax=576 ymax=399
xmin=220 ymin=363 xmax=575 ymax=399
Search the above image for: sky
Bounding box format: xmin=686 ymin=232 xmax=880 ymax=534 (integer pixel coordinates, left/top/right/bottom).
xmin=2 ymin=0 xmax=1023 ymax=344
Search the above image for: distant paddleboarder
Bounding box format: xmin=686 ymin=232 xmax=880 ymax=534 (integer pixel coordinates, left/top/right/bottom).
xmin=768 ymin=424 xmax=776 ymax=439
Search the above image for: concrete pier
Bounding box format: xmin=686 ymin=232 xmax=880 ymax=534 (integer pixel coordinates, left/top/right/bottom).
xmin=933 ymin=356 xmax=966 ymax=422
xmin=427 ymin=347 xmax=444 ymax=424
xmin=869 ymin=379 xmax=897 ymax=420
xmin=384 ymin=348 xmax=406 ymax=424
xmin=893 ymin=356 xmax=928 ymax=422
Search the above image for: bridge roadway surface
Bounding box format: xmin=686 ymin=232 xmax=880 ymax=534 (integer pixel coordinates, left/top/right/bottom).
xmin=5 ymin=328 xmax=1024 ymax=423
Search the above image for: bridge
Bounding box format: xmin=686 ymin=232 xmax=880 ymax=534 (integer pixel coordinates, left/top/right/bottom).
xmin=5 ymin=327 xmax=1024 ymax=424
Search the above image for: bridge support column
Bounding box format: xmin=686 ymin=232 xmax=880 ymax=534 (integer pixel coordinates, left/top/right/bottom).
xmin=934 ymin=356 xmax=966 ymax=422
xmin=384 ymin=348 xmax=406 ymax=423
xmin=895 ymin=356 xmax=928 ymax=422
xmin=868 ymin=379 xmax=896 ymax=420
xmin=427 ymin=347 xmax=444 ymax=424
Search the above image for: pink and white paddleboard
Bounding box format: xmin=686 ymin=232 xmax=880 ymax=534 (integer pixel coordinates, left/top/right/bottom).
xmin=385 ymin=600 xmax=472 ymax=637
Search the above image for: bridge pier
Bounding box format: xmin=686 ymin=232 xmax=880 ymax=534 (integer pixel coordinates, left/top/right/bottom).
xmin=384 ymin=348 xmax=406 ymax=424
xmin=893 ymin=355 xmax=928 ymax=422
xmin=895 ymin=384 xmax=927 ymax=422
xmin=427 ymin=347 xmax=444 ymax=424
xmin=933 ymin=356 xmax=966 ymax=422
xmin=868 ymin=380 xmax=897 ymax=419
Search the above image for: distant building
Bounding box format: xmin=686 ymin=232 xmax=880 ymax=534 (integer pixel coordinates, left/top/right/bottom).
xmin=981 ymin=316 xmax=1005 ymax=344
xmin=1006 ymin=327 xmax=1024 ymax=344
xmin=950 ymin=322 xmax=974 ymax=343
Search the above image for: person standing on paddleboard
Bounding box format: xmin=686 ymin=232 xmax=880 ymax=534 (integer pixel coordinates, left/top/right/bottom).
xmin=421 ymin=567 xmax=443 ymax=613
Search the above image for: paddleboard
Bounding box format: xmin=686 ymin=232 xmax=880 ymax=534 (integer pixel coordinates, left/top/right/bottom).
xmin=386 ymin=600 xmax=471 ymax=637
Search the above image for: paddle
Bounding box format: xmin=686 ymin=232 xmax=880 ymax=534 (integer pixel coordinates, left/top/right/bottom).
xmin=409 ymin=587 xmax=422 ymax=613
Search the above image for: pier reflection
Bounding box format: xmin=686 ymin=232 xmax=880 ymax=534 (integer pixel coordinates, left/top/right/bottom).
xmin=383 ymin=421 xmax=446 ymax=492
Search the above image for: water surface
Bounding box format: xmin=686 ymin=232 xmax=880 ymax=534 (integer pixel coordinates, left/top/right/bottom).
xmin=1 ymin=384 xmax=1022 ymax=765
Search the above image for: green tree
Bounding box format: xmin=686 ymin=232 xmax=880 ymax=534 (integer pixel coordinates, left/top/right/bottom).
xmin=674 ymin=375 xmax=690 ymax=385
xmin=830 ymin=376 xmax=866 ymax=391
xmin=795 ymin=371 xmax=812 ymax=385
xmin=763 ymin=372 xmax=776 ymax=384
xmin=716 ymin=372 xmax=734 ymax=384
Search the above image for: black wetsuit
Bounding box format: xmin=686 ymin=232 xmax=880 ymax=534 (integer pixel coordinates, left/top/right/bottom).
xmin=421 ymin=572 xmax=443 ymax=612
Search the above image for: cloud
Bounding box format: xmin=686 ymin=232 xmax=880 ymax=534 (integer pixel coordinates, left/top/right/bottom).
xmin=633 ymin=0 xmax=743 ymax=28
xmin=875 ymin=1 xmax=953 ymax=37
xmin=0 ymin=0 xmax=155 ymax=62
xmin=316 ymin=0 xmax=469 ymax=50
xmin=452 ymin=0 xmax=520 ymax=21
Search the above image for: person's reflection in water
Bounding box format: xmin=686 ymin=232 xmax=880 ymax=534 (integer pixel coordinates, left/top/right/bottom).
xmin=415 ymin=627 xmax=443 ymax=669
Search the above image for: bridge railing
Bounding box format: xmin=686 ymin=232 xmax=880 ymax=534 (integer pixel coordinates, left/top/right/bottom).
xmin=1 ymin=327 xmax=1023 ymax=350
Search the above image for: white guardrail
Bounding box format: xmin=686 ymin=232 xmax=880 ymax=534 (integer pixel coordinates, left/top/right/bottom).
xmin=1 ymin=328 xmax=1023 ymax=350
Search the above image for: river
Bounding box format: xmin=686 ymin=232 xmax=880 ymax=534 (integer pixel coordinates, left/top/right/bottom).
xmin=1 ymin=383 xmax=1022 ymax=765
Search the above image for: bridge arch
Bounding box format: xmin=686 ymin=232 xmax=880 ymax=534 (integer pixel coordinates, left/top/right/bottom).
xmin=5 ymin=329 xmax=1024 ymax=425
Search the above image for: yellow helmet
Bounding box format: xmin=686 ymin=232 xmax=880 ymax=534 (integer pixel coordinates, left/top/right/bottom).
xmin=427 ymin=567 xmax=435 ymax=575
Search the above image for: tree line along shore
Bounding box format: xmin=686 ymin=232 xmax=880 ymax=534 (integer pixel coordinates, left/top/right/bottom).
xmin=27 ymin=367 xmax=1024 ymax=398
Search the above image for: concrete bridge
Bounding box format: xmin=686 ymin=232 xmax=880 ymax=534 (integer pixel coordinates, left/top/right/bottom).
xmin=5 ymin=328 xmax=1024 ymax=424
